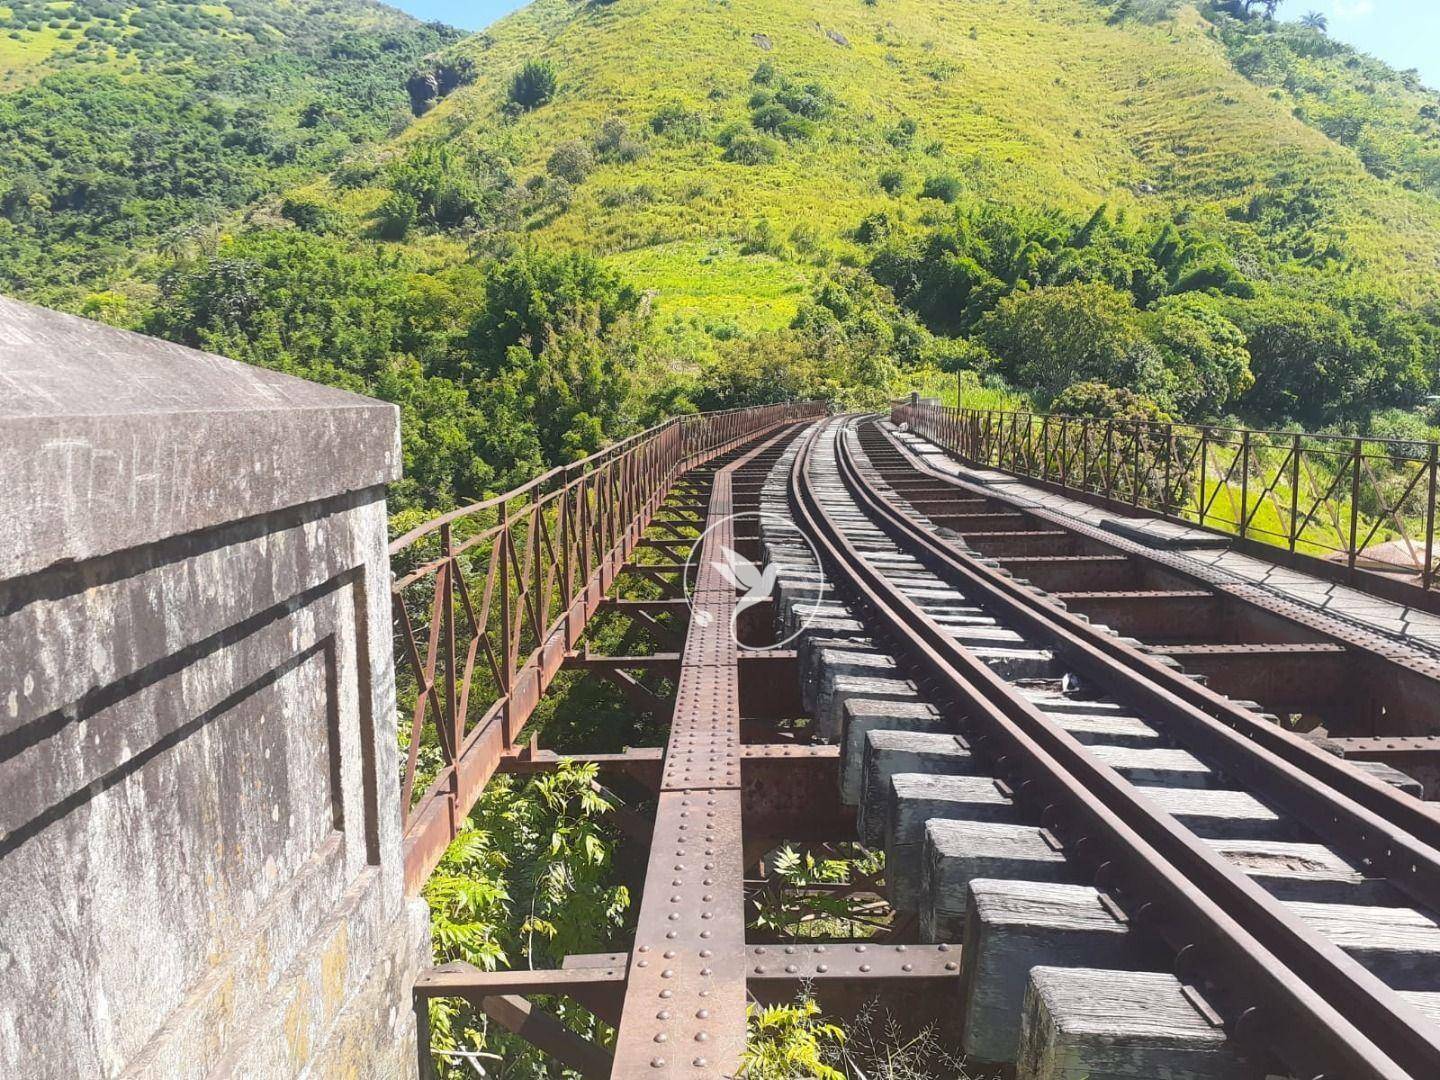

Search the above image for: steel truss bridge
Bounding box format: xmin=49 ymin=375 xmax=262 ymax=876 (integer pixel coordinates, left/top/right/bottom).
xmin=396 ymin=403 xmax=1440 ymax=1080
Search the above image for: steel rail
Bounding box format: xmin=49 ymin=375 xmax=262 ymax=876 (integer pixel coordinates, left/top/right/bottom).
xmin=791 ymin=416 xmax=1436 ymax=1079
xmin=836 ymin=418 xmax=1440 ymax=1075
xmin=872 ymin=418 xmax=1440 ymax=858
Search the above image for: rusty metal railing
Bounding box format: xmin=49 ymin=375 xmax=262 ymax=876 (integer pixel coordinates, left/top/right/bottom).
xmin=892 ymin=402 xmax=1440 ymax=591
xmin=391 ymin=401 xmax=827 ymax=890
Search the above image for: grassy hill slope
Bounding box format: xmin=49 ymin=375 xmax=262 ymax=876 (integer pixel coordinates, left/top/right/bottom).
xmin=0 ymin=0 xmax=457 ymax=298
xmin=342 ymin=0 xmax=1440 ymax=329
xmin=8 ymin=0 xmax=1440 ymax=518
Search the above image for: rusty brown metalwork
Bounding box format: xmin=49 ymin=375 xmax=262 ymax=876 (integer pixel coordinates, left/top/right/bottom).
xmin=609 ymin=422 xmax=809 ymax=1076
xmin=893 ymin=400 xmax=1440 ymax=598
xmin=398 ymin=397 xmax=1440 ymax=1079
xmin=817 ymin=416 xmax=1440 ymax=1078
xmin=391 ymin=402 xmax=825 ymax=892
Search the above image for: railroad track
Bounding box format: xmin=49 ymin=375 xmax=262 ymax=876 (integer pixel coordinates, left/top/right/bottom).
xmin=767 ymin=414 xmax=1440 ymax=1079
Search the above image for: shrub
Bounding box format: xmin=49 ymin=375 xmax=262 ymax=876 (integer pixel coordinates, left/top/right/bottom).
xmin=775 ymin=81 xmax=833 ymax=119
xmin=375 ymin=191 xmax=418 ymax=240
xmin=593 ymin=116 xmax=646 ymax=162
xmin=333 ymin=157 xmax=380 ymax=189
xmin=740 ymin=999 xmax=845 ymax=1080
xmin=546 ymin=140 xmax=594 ymax=184
xmin=752 ymin=60 xmax=776 ymax=85
xmin=751 ymin=102 xmax=790 ymax=133
xmin=280 ymin=196 xmax=338 ymax=233
xmin=776 ymin=115 xmax=817 ymax=141
xmin=877 ymin=167 xmax=907 ymax=194
xmin=887 ymin=116 xmax=917 ymax=149
xmin=854 ymin=210 xmax=892 ymax=244
xmin=650 ymin=101 xmax=703 ymax=140
xmin=920 ymin=173 xmax=962 ymax=202
xmin=740 ymin=218 xmax=787 ymax=256
xmin=508 ymin=59 xmax=557 ymax=112
xmin=723 ymin=132 xmax=779 ymax=165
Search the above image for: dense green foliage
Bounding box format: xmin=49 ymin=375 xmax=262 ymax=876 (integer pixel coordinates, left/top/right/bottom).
xmin=423 ymin=762 xmax=630 ymax=1077
xmin=740 ymin=999 xmax=847 ymax=1080
xmin=0 ymin=0 xmax=456 ymax=299
xmin=9 ymin=0 xmax=1440 ymax=512
xmin=143 ymin=232 xmax=653 ymax=513
xmin=1201 ymin=2 xmax=1440 ymax=196
xmin=867 ymin=195 xmax=1437 ymax=423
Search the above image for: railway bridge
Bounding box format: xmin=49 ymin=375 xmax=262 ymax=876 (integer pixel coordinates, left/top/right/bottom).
xmin=6 ymin=295 xmax=1440 ymax=1079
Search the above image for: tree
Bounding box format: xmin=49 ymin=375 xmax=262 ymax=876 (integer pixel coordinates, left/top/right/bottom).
xmin=978 ymin=281 xmax=1166 ymax=402
xmin=1143 ymin=294 xmax=1254 ymax=416
xmin=375 ymin=190 xmax=418 ymax=240
xmin=1226 ymin=291 xmax=1378 ymax=425
xmin=461 ymin=248 xmax=640 ymax=370
xmin=385 ymin=142 xmax=516 ymax=233
xmin=508 ymin=59 xmax=557 ymax=112
xmin=1300 ymin=10 xmax=1327 ymax=31
xmin=546 ymin=140 xmax=594 ymax=184
xmin=1051 ymin=380 xmax=1170 ymax=421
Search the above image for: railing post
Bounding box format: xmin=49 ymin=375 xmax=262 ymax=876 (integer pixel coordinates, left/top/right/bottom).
xmin=1103 ymin=420 xmax=1115 ymax=501
xmin=1199 ymin=432 xmax=1208 ymax=528
xmin=1425 ymin=442 xmax=1438 ymax=590
xmin=499 ymin=503 xmax=513 ymax=742
xmin=1163 ymin=424 xmax=1173 ymax=514
xmin=1060 ymin=416 xmax=1069 ymax=488
xmin=1289 ymin=434 xmax=1302 ymax=553
xmin=1239 ymin=430 xmax=1251 ymax=539
xmin=440 ymin=523 xmax=461 ymax=792
xmin=561 ymin=473 xmax=573 ymax=613
xmin=1347 ymin=437 xmax=1363 ymax=575
xmin=1131 ymin=423 xmax=1141 ymax=507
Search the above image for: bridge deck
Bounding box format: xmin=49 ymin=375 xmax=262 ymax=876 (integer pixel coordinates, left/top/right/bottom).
xmin=891 ymin=424 xmax=1440 ymax=653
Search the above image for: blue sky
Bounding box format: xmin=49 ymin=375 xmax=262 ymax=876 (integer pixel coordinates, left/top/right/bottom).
xmin=393 ymin=0 xmax=520 ymax=30
xmin=392 ymin=0 xmax=1440 ymax=90
xmin=1317 ymin=1 xmax=1440 ymax=88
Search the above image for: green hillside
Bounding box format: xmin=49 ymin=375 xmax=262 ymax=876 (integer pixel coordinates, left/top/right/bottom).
xmin=0 ymin=0 xmax=457 ymax=294
xmin=337 ymin=0 xmax=1440 ymax=327
xmin=6 ymin=0 xmax=1440 ymax=516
